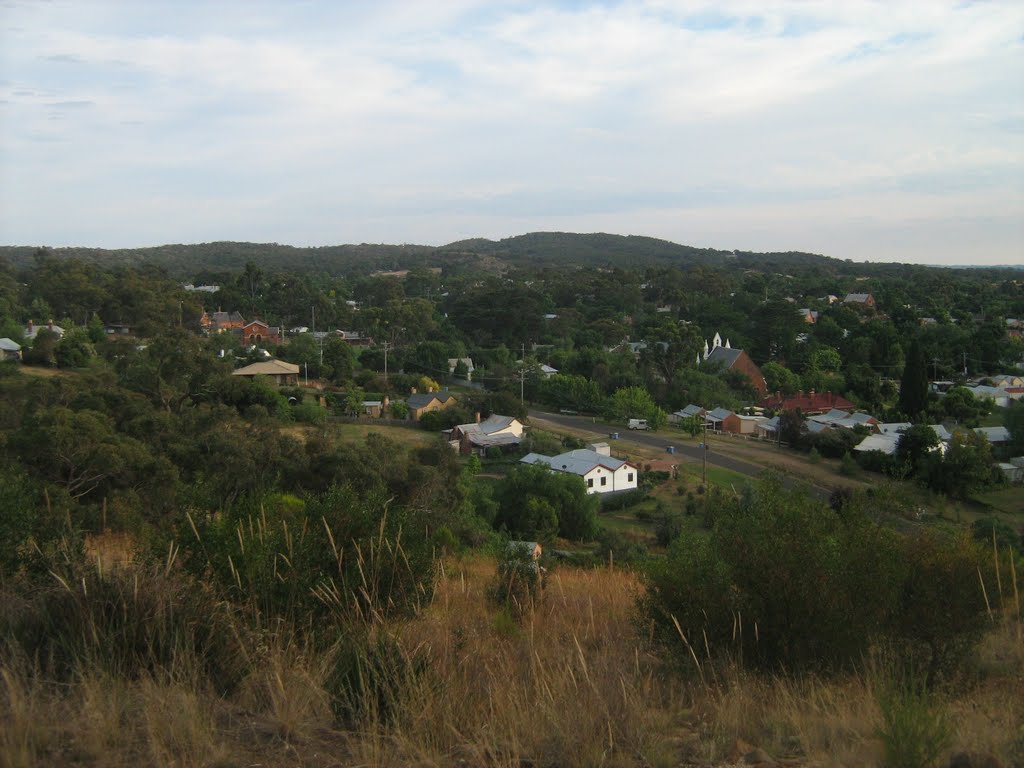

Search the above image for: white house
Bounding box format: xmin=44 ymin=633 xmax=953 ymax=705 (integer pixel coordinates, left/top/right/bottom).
xmin=521 ymin=444 xmax=639 ymax=495
xmin=0 ymin=338 xmax=22 ymax=361
xmin=448 ymin=357 xmax=475 ymax=380
xmin=24 ymin=320 xmax=64 ymax=341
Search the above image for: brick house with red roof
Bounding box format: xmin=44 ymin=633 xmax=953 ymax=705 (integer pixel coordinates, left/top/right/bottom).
xmin=758 ymin=390 xmax=856 ymax=415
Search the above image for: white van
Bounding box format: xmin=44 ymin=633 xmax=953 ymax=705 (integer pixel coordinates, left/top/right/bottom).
xmin=628 ymin=418 xmax=650 ymax=430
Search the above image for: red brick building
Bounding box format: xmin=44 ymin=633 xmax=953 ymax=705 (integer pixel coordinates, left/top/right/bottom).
xmin=758 ymin=391 xmax=856 ymax=415
xmin=702 ymin=346 xmax=768 ymax=396
xmin=241 ymin=319 xmax=282 ymax=346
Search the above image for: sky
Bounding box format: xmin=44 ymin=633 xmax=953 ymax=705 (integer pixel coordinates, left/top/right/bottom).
xmin=0 ymin=1 xmax=1022 ymax=264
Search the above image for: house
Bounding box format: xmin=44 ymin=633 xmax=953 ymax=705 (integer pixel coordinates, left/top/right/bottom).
xmin=974 ymin=426 xmax=1010 ymax=445
xmin=231 ymin=359 xmax=300 ymax=386
xmin=854 ymin=433 xmax=900 ymax=456
xmin=539 ymin=364 xmax=559 ymax=379
xmin=700 ymin=342 xmax=768 ymax=396
xmin=798 ymin=308 xmax=819 ymax=324
xmin=0 ymin=338 xmax=22 ymax=361
xmin=668 ymin=404 xmax=705 ymax=424
xmin=450 ymin=414 xmax=525 ymax=455
xmin=103 ymin=324 xmax=133 ymax=337
xmin=24 ymin=320 xmax=64 ymax=341
xmin=361 ymin=399 xmax=388 ymax=418
xmin=705 ymin=407 xmax=741 ymax=433
xmin=809 ymin=410 xmax=879 ymax=431
xmin=241 ymin=319 xmax=282 ymax=346
xmin=521 ymin=443 xmax=638 ymax=495
xmin=755 ymin=416 xmax=780 ymax=439
xmin=988 ymin=374 xmax=1024 ymax=388
xmin=406 ymin=391 xmax=457 ymax=420
xmin=758 ymin=391 xmax=856 ymax=416
xmin=448 ymin=357 xmax=475 ymax=380
xmin=843 ymin=293 xmax=876 ymax=308
xmin=735 ymin=414 xmax=769 ymax=435
xmin=184 ymin=283 xmax=220 ymax=293
xmin=335 ymin=330 xmax=373 ymax=347
xmin=205 ymin=310 xmax=245 ymax=331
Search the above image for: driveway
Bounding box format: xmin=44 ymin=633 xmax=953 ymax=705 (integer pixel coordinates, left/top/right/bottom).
xmin=528 ymin=409 xmax=834 ymax=502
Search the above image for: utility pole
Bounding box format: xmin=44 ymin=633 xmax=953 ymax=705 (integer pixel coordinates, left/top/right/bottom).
xmin=702 ymin=418 xmax=708 ymax=486
xmin=520 ymin=342 xmax=526 ymax=405
xmin=383 ymin=341 xmax=391 ymax=383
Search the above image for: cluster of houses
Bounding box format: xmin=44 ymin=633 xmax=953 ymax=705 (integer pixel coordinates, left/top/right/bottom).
xmin=202 ymin=310 xmax=373 ymax=349
xmin=668 ymin=388 xmax=1020 ymax=482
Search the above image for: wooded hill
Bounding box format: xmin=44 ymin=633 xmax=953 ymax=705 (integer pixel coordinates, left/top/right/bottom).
xmin=0 ymin=231 xmax=881 ymax=278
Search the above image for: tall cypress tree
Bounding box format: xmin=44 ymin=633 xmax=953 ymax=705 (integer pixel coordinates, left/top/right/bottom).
xmin=898 ymin=337 xmax=929 ymax=419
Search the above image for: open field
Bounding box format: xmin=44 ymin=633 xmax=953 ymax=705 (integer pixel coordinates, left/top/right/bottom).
xmin=281 ymin=419 xmax=438 ymax=447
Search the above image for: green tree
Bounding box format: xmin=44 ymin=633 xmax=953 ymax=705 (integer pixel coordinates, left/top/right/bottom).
xmin=55 ymin=329 xmax=95 ymax=368
xmin=898 ymin=337 xmax=929 ymax=419
xmin=895 ymin=424 xmax=940 ymax=475
xmin=762 ymin=361 xmax=801 ymax=396
xmin=493 ymin=464 xmax=598 ymax=541
xmin=606 ymin=386 xmax=666 ymax=429
xmin=921 ymin=430 xmax=997 ymax=499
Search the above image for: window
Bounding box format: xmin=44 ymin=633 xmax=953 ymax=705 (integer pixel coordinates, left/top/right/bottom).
xmin=587 ymin=478 xmax=593 ymax=488
xmin=600 ymin=477 xmax=607 ymax=486
xmin=627 ymin=473 xmax=634 ymax=482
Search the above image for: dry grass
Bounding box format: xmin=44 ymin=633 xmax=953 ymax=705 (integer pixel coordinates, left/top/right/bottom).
xmin=1 ymin=554 xmax=1021 ymax=767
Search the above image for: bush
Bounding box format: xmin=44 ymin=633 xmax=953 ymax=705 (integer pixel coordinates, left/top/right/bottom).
xmin=640 ymin=476 xmax=992 ymax=677
xmin=594 ymin=528 xmax=648 ymax=565
xmin=487 ymin=542 xmax=543 ymax=618
xmin=875 ymin=668 xmax=951 ymax=768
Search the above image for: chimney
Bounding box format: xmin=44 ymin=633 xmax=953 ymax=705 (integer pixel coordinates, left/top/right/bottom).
xmin=47 ymin=319 xmax=54 ymax=331
xmin=475 ymin=412 xmax=481 ymax=424
xmin=410 ymin=387 xmax=417 ymax=394
xmin=382 ymin=396 xmax=389 ymax=408
xmin=27 ymin=320 xmax=33 ymax=334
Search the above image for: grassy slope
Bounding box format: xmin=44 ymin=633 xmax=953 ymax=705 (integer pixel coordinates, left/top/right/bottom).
xmin=4 ymin=556 xmax=1020 ymax=766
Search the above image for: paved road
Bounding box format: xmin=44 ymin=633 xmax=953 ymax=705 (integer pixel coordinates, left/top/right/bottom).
xmin=528 ymin=409 xmax=833 ymax=502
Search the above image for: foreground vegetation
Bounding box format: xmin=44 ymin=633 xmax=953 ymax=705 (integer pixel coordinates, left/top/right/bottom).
xmin=2 ymin=542 xmax=1021 ymax=767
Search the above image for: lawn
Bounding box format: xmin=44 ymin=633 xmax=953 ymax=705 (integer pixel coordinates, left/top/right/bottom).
xmin=972 ymin=486 xmax=1024 ymax=516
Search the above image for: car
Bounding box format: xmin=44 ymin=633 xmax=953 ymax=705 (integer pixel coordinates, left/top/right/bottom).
xmin=628 ymin=418 xmax=650 ymax=430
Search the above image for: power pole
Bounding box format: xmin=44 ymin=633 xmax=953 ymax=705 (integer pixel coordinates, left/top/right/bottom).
xmin=520 ymin=343 xmax=526 ymax=405
xmin=383 ymin=341 xmax=391 ymax=383
xmin=702 ymin=419 xmax=708 ymax=486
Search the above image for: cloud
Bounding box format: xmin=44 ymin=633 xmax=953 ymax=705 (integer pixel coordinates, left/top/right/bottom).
xmin=0 ymin=0 xmax=1021 ymax=263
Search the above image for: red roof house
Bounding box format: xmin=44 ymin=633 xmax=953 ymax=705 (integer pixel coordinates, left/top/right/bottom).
xmin=757 ymin=391 xmax=856 ymax=415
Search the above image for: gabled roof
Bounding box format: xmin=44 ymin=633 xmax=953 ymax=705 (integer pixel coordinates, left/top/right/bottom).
xmin=679 ymin=404 xmax=705 ymax=418
xmin=930 ymin=424 xmax=953 ymax=442
xmin=878 ymin=422 xmax=912 ymax=435
xmin=705 ymin=407 xmax=734 ymax=422
xmin=854 ymin=433 xmax=899 ymax=455
xmin=703 ymin=346 xmax=743 ymax=369
xmin=407 ymin=391 xmax=455 ymax=409
xmin=0 ymin=338 xmax=22 ymax=352
xmin=521 ymin=448 xmax=632 ymax=477
xmin=231 ymin=359 xmax=300 ymax=376
xmin=975 ymin=426 xmax=1010 ymax=444
xmin=458 ymin=414 xmax=517 ymax=435
xmin=844 ymin=293 xmax=873 ymax=303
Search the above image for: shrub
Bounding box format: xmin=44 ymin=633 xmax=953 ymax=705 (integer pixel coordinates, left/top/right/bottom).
xmin=640 ymin=476 xmax=992 ymax=677
xmin=487 ymin=542 xmax=543 ymax=618
xmin=594 ymin=528 xmax=648 ymax=565
xmin=875 ymin=668 xmax=951 ymax=768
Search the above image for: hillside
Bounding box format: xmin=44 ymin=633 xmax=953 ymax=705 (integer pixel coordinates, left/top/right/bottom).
xmin=1 ymin=232 xmax=845 ymax=277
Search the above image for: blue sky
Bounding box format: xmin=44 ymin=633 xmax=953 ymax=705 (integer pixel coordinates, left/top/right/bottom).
xmin=0 ymin=0 xmax=1021 ymax=264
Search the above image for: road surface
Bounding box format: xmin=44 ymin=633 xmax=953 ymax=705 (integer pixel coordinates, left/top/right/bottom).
xmin=528 ymin=409 xmax=834 ymax=502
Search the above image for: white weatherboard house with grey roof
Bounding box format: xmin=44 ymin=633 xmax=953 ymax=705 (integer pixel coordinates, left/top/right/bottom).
xmin=521 ymin=443 xmax=638 ymax=495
